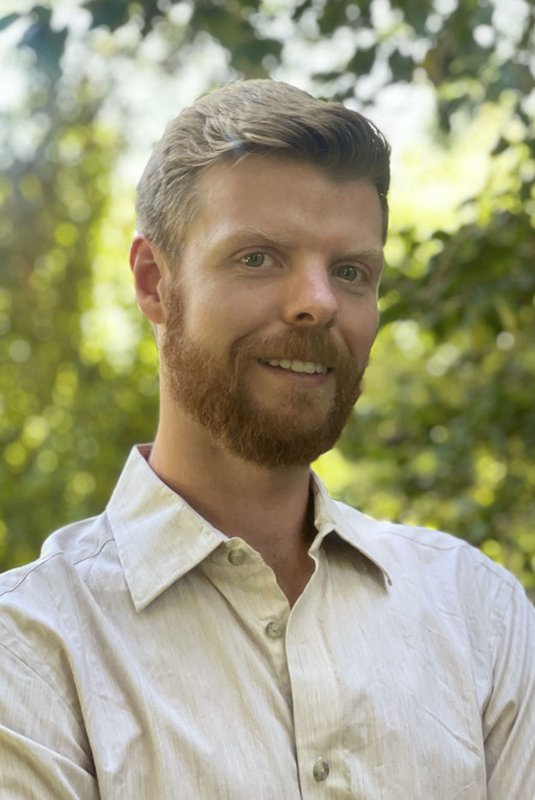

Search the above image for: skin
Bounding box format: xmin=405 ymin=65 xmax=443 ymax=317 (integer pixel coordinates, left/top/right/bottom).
xmin=130 ymin=153 xmax=384 ymax=605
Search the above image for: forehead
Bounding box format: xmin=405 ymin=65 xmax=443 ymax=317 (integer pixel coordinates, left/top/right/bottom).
xmin=189 ymin=154 xmax=384 ymax=250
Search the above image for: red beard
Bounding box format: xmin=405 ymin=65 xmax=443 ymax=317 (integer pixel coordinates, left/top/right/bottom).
xmin=161 ymin=288 xmax=365 ymax=468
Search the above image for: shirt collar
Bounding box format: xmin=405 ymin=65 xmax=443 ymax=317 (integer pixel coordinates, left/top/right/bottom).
xmin=310 ymin=472 xmax=393 ymax=588
xmin=107 ymin=445 xmax=392 ymax=611
xmin=107 ymin=446 xmax=227 ymax=611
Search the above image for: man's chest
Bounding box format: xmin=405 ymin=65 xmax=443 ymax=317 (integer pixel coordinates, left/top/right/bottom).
xmin=73 ymin=551 xmax=488 ymax=799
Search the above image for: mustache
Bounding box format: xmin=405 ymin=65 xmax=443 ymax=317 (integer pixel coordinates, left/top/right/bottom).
xmin=231 ymin=329 xmax=353 ymax=370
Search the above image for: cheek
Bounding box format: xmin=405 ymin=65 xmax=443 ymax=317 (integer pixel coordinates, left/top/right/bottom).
xmin=346 ymin=302 xmax=379 ymax=346
xmin=205 ymin=293 xmax=272 ymax=337
xmin=184 ymin=297 xmax=253 ymax=352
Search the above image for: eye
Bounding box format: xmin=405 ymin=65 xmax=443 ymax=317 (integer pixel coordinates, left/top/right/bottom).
xmin=241 ymin=252 xmax=267 ymax=268
xmin=334 ymin=264 xmax=365 ymax=283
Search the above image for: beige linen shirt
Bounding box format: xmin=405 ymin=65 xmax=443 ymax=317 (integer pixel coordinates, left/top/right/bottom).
xmin=0 ymin=445 xmax=534 ymax=799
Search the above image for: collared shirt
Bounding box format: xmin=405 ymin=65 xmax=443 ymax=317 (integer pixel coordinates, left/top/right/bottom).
xmin=0 ymin=445 xmax=533 ymax=799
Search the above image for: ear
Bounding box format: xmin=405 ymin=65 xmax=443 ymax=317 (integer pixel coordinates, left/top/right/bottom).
xmin=129 ymin=236 xmax=165 ymax=325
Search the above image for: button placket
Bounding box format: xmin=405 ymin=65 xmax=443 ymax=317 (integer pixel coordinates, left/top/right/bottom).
xmin=286 ymin=556 xmax=343 ymax=796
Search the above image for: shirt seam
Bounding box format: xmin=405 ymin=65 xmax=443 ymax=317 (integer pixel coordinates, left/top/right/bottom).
xmin=0 ymin=553 xmax=63 ymax=598
xmin=72 ymin=537 xmax=115 ymax=567
xmin=0 ymin=538 xmax=116 ymax=599
xmin=385 ymin=527 xmax=472 ymax=553
xmin=383 ymin=526 xmax=522 ymax=581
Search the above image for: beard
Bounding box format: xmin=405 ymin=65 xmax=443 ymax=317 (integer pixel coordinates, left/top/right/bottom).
xmin=161 ymin=287 xmax=367 ymax=468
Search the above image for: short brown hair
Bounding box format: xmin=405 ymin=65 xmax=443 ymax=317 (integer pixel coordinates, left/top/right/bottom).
xmin=136 ymin=79 xmax=391 ymax=261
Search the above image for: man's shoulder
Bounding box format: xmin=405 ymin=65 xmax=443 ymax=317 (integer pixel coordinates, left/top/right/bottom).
xmin=333 ymin=497 xmax=521 ymax=603
xmin=0 ymin=512 xmax=116 ymax=620
xmin=0 ymin=511 xmax=121 ymax=686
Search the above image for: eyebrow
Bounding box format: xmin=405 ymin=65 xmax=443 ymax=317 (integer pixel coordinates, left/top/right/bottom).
xmin=220 ymin=226 xmax=295 ymax=248
xmin=219 ymin=226 xmax=384 ymax=264
xmin=340 ymin=248 xmax=384 ymax=266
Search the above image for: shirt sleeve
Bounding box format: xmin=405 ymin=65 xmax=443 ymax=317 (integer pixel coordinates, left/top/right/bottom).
xmin=483 ymin=576 xmax=535 ymax=798
xmin=0 ymin=633 xmax=99 ymax=799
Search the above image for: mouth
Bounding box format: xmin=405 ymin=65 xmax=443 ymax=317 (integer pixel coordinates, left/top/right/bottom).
xmin=258 ymin=358 xmax=330 ymax=375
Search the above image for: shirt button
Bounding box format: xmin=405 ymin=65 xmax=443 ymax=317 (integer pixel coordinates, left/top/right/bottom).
xmin=312 ymin=757 xmax=330 ymax=782
xmin=227 ymin=548 xmax=246 ymax=566
xmin=265 ymin=621 xmax=284 ymax=639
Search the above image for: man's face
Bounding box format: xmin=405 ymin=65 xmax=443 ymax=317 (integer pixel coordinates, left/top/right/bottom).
xmin=160 ymin=154 xmax=384 ymax=468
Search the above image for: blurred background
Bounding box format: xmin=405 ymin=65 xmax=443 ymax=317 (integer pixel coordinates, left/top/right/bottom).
xmin=0 ymin=0 xmax=533 ymax=592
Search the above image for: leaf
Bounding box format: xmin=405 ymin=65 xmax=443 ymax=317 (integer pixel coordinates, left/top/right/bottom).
xmin=318 ymin=0 xmax=353 ymax=35
xmin=0 ymin=13 xmax=19 ymax=32
xmin=491 ymin=137 xmax=510 ymax=157
xmin=347 ymin=45 xmax=376 ymax=77
xmin=390 ymin=0 xmax=429 ymax=36
xmin=18 ymin=6 xmax=68 ymax=80
xmin=85 ymin=0 xmax=132 ymax=31
xmin=388 ymin=50 xmax=415 ymax=82
xmin=292 ymin=0 xmax=314 ymax=23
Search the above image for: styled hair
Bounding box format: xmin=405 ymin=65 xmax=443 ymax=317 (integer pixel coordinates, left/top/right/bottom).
xmin=136 ymin=79 xmax=391 ymax=260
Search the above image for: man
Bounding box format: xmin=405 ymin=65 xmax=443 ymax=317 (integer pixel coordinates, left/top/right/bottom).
xmin=0 ymin=80 xmax=533 ymax=799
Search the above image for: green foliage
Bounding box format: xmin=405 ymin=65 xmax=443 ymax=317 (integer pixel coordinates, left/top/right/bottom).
xmin=0 ymin=0 xmax=533 ymax=592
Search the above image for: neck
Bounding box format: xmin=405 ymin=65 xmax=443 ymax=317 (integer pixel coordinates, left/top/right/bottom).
xmin=148 ymin=410 xmax=316 ymax=571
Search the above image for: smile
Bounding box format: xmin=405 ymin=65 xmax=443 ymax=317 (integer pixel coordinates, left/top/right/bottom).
xmin=259 ymin=358 xmax=329 ymax=375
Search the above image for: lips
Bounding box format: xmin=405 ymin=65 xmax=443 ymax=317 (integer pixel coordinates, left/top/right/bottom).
xmin=259 ymin=358 xmax=329 ymax=375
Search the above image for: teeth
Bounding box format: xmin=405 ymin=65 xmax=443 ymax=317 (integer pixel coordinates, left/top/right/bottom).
xmin=265 ymin=359 xmax=328 ymax=375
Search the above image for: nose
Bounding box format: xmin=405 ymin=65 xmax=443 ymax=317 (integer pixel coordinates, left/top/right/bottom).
xmin=282 ymin=264 xmax=338 ymax=329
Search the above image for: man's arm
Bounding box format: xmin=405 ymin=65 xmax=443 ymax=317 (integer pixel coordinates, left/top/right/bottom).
xmin=0 ymin=635 xmax=99 ymax=799
xmin=483 ymin=576 xmax=535 ymax=798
